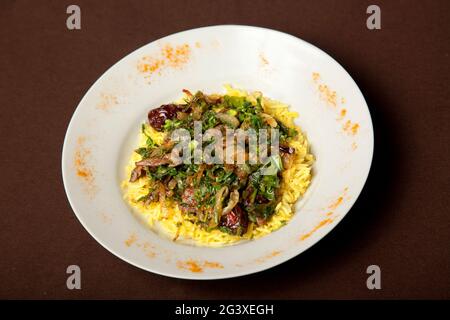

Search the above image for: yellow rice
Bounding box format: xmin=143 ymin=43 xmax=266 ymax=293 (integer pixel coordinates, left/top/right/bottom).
xmin=121 ymin=85 xmax=314 ymax=246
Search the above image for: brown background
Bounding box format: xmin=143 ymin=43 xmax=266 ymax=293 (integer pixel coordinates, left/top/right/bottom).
xmin=0 ymin=0 xmax=449 ymax=299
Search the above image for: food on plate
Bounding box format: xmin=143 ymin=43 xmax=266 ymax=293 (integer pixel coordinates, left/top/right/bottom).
xmin=122 ymin=85 xmax=314 ymax=246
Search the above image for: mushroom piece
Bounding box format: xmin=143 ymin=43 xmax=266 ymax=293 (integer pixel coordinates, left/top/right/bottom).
xmin=261 ymin=113 xmax=278 ymax=128
xmin=216 ymin=112 xmax=240 ymax=129
xmin=222 ymin=189 xmax=240 ymax=216
xmin=204 ymin=94 xmax=222 ymax=104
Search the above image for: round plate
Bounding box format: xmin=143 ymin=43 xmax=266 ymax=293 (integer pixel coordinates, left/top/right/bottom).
xmin=62 ymin=25 xmax=373 ymax=279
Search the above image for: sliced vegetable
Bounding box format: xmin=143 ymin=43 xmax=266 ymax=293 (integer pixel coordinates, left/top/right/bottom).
xmin=213 ymin=186 xmax=229 ymax=226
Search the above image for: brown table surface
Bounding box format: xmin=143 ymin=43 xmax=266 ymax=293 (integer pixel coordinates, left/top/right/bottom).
xmin=0 ymin=0 xmax=449 ymax=299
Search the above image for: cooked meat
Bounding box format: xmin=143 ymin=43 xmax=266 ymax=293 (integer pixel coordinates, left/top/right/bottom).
xmin=129 ymin=165 xmax=145 ymax=182
xmin=242 ymin=185 xmax=256 ymax=207
xmin=136 ymin=156 xmax=172 ymax=167
xmin=234 ymin=165 xmax=249 ymax=180
xmin=279 ymin=145 xmax=295 ymax=169
xmin=279 ymin=145 xmax=294 ymax=154
xmin=256 ymin=216 xmax=267 ymax=226
xmin=181 ymin=187 xmax=197 ymax=209
xmin=256 ymin=194 xmax=270 ymax=204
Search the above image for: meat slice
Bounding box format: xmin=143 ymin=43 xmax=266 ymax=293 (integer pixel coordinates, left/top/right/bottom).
xmin=129 ymin=165 xmax=145 ymax=182
xmin=135 ymin=156 xmax=172 ymax=167
xmin=180 ymin=187 xmax=198 ymax=213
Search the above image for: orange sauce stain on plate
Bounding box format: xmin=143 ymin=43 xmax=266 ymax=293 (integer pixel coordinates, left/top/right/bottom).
xmin=203 ymin=261 xmax=224 ymax=269
xmin=318 ymin=84 xmax=337 ymax=107
xmin=312 ymin=72 xmax=320 ymax=82
xmin=255 ymin=250 xmax=282 ymax=263
xmin=99 ymin=212 xmax=112 ymax=224
xmin=312 ymin=72 xmax=360 ymax=138
xmin=299 ymin=218 xmax=334 ymax=241
xmin=313 ymin=72 xmax=337 ymax=106
xmin=328 ymin=187 xmax=349 ymax=210
xmin=339 ymin=108 xmax=347 ymax=119
xmin=96 ymin=93 xmax=118 ymax=111
xmin=329 ymin=196 xmax=344 ymax=210
xmin=138 ymin=43 xmax=192 ymax=80
xmin=74 ymin=136 xmax=97 ymax=197
xmin=177 ymin=259 xmax=224 ymax=273
xmin=299 ymin=187 xmax=350 ymax=240
xmin=343 ymin=120 xmax=360 ymax=135
xmin=259 ymin=53 xmax=269 ymax=66
xmin=138 ymin=241 xmax=157 ymax=258
xmin=125 ymin=235 xmax=158 ymax=258
xmin=125 ymin=233 xmax=137 ymax=247
xmin=180 ymin=260 xmax=203 ymax=273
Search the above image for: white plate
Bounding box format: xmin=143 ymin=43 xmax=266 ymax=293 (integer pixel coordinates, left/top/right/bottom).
xmin=62 ymin=25 xmax=373 ymax=279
